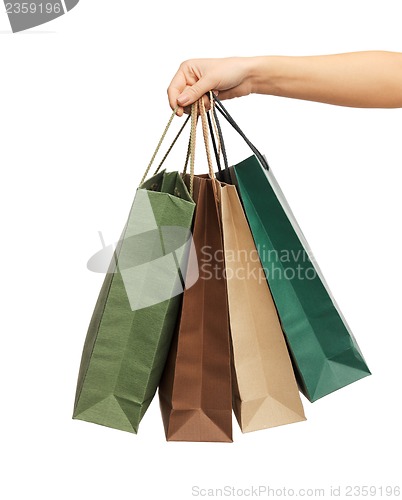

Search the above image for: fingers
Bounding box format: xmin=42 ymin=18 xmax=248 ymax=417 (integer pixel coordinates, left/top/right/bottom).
xmin=168 ymin=60 xmax=219 ymax=115
xmin=181 ymin=94 xmax=214 ymax=116
xmin=176 ymin=77 xmax=214 ymax=107
xmin=167 ymin=68 xmax=187 ymax=115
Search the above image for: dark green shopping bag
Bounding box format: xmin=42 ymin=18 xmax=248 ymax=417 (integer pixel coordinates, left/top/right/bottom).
xmin=73 ymin=111 xmax=196 ymax=433
xmin=213 ymin=97 xmax=371 ymax=402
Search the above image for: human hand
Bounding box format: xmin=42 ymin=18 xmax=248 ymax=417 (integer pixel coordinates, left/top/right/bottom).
xmin=168 ymin=52 xmax=402 ymax=114
xmin=167 ymin=57 xmax=255 ymax=116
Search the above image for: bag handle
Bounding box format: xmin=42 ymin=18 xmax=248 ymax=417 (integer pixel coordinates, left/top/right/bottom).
xmin=183 ymin=96 xmax=218 ymax=182
xmin=183 ymin=94 xmax=226 ymax=176
xmin=207 ymin=111 xmax=222 ymax=172
xmin=212 ymin=94 xmax=270 ymax=171
xmin=206 ymin=92 xmax=230 ymax=174
xmin=153 ymin=114 xmax=191 ymax=175
xmin=188 ymin=100 xmax=198 ymax=197
xmin=198 ymin=96 xmax=223 ymax=205
xmin=140 ymin=104 xmax=197 ymax=197
xmin=212 ymin=104 xmax=229 ymax=173
xmin=208 ymin=95 xmax=232 ymax=183
xmin=198 ymin=97 xmax=215 ymax=180
xmin=141 ymin=97 xmax=220 ymax=197
xmin=140 ymin=106 xmax=178 ymax=185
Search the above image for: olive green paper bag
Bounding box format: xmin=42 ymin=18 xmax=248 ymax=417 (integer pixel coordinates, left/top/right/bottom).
xmin=73 ymin=170 xmax=195 ymax=433
xmin=73 ymin=112 xmax=196 ymax=433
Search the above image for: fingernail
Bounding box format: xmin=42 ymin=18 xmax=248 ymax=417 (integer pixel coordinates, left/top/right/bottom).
xmin=178 ymin=93 xmax=190 ymax=105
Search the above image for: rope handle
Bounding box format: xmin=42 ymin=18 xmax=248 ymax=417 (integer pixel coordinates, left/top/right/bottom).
xmin=141 ymin=97 xmax=221 ymax=197
xmin=140 ymin=106 xmax=179 ymax=185
xmin=188 ymin=101 xmax=198 ymax=198
xmin=199 ymin=97 xmax=215 ymax=180
xmin=139 ymin=104 xmax=197 ymax=198
xmin=153 ymin=114 xmax=191 ymax=176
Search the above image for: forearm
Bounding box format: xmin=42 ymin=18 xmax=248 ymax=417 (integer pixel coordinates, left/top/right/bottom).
xmin=250 ymin=51 xmax=402 ymax=108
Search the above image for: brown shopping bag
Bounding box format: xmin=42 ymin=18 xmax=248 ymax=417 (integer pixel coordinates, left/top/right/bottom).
xmin=158 ymin=100 xmax=233 ymax=442
xmin=218 ymin=182 xmax=306 ymax=432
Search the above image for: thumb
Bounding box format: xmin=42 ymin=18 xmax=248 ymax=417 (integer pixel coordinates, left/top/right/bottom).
xmin=177 ymin=78 xmax=213 ymax=106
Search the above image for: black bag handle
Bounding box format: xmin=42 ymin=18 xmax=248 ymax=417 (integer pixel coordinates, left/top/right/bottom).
xmin=206 ymin=111 xmax=222 ymax=172
xmin=210 ymin=104 xmax=232 ymax=183
xmin=211 ymin=94 xmax=269 ymax=171
xmin=204 ymin=96 xmax=232 ymax=183
xmin=212 ymin=104 xmax=230 ymax=173
xmin=206 ymin=102 xmax=230 ymax=173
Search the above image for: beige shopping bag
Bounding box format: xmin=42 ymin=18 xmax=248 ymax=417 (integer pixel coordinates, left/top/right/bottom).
xmin=219 ymin=182 xmax=306 ymax=432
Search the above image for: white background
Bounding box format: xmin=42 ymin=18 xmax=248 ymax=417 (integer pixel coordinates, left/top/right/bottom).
xmin=1 ymin=1 xmax=401 ymax=499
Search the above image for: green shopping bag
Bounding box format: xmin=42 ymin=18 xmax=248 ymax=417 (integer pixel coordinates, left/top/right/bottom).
xmin=73 ymin=110 xmax=196 ymax=433
xmin=213 ymin=96 xmax=371 ymax=402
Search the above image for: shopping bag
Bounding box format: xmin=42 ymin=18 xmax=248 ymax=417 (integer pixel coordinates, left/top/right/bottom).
xmin=218 ymin=181 xmax=306 ymax=432
xmin=73 ymin=111 xmax=196 ymax=433
xmin=214 ymin=96 xmax=371 ymax=402
xmin=158 ymin=100 xmax=233 ymax=442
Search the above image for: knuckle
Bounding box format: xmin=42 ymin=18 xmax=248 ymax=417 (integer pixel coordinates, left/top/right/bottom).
xmin=188 ymin=86 xmax=198 ymax=94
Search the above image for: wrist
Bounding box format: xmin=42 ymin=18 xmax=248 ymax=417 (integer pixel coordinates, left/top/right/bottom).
xmin=248 ymin=56 xmax=282 ymax=96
